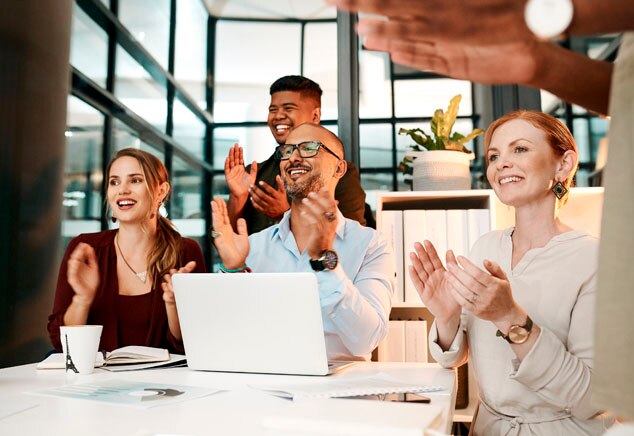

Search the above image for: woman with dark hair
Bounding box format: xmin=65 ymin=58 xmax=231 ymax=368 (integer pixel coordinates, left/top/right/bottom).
xmin=48 ymin=148 xmax=205 ymax=353
xmin=409 ymin=111 xmax=613 ymax=434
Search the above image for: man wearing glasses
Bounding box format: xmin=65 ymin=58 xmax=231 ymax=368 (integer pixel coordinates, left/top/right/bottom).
xmin=210 ymin=123 xmax=393 ymax=361
xmin=224 ymin=75 xmax=368 ymax=234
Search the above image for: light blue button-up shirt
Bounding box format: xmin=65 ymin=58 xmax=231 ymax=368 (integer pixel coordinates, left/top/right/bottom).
xmin=247 ymin=209 xmax=394 ymax=361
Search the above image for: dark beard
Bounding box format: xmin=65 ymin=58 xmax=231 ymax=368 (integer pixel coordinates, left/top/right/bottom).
xmin=284 ymin=172 xmax=324 ymax=200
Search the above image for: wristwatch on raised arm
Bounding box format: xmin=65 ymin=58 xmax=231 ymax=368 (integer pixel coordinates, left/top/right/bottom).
xmin=309 ymin=249 xmax=338 ymax=272
xmin=496 ymin=315 xmax=534 ymax=344
xmin=524 ymin=0 xmax=574 ymax=40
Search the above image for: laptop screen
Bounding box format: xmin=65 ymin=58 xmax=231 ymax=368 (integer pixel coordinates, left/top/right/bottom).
xmin=173 ymin=273 xmax=332 ymax=376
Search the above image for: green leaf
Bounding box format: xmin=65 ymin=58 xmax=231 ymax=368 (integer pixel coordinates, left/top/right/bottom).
xmin=450 ymin=131 xmax=465 ymax=141
xmin=399 ymin=127 xmax=429 ymax=138
xmin=431 ymin=109 xmax=443 ymax=139
xmin=442 ymin=95 xmax=461 ymax=138
xmin=409 ymin=132 xmax=430 ymax=148
xmin=457 ymin=128 xmax=485 ymax=144
xmin=397 ymin=95 xmax=483 ymax=158
xmin=398 ymin=161 xmax=413 ymax=175
xmin=432 ymin=136 xmax=446 ymax=151
xmin=445 ymin=141 xmax=471 ymax=153
xmin=398 ymin=127 xmax=432 ymax=149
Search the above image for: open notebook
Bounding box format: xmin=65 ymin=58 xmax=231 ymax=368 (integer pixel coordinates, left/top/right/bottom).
xmin=37 ymin=346 xmax=185 ymax=371
xmin=251 ymin=373 xmax=445 ymax=400
xmin=173 ymin=273 xmax=351 ymax=376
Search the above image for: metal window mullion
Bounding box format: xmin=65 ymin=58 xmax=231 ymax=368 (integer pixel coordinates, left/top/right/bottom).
xmin=100 ymin=0 xmax=118 ymax=230
xmin=389 ymin=58 xmax=397 ymax=192
xmin=72 ymin=69 xmax=213 ymax=173
xmin=164 ymin=0 xmax=177 ymax=191
xmin=204 ymin=14 xmax=217 ymax=269
xmin=336 ymin=10 xmax=359 ymax=166
xmin=300 ymin=22 xmax=305 ymax=76
xmin=76 ymin=0 xmax=212 ymax=126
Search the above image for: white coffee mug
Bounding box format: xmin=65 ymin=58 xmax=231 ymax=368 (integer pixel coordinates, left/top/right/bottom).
xmin=60 ymin=325 xmax=103 ymax=375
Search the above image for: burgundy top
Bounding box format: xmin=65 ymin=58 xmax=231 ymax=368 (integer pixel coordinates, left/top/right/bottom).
xmin=118 ymin=292 xmax=153 ymax=347
xmin=47 ymin=230 xmax=206 ymax=353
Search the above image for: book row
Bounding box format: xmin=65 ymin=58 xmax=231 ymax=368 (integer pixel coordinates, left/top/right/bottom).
xmin=381 ymin=209 xmax=491 ymax=305
xmin=378 ymin=320 xmax=428 ymax=363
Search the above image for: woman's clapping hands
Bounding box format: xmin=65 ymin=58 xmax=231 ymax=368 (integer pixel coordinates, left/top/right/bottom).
xmin=409 ymin=240 xmax=519 ymax=325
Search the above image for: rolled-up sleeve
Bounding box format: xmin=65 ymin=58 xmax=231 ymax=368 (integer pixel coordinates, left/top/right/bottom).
xmin=316 ymin=233 xmax=393 ymax=357
xmin=510 ymin=272 xmax=598 ymax=418
xmin=429 ymin=313 xmax=470 ymax=369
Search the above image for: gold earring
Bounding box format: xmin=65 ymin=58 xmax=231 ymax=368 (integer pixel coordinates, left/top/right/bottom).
xmin=552 ymin=179 xmax=567 ymax=199
xmin=150 ymin=201 xmax=162 ymax=219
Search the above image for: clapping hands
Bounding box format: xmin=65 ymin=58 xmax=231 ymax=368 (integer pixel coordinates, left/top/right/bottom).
xmin=300 ymin=189 xmax=339 ymax=259
xmin=161 ymin=260 xmax=198 ymax=306
xmin=210 ymin=196 xmax=250 ymax=269
xmin=410 ymin=240 xmax=519 ymax=325
xmin=445 ymin=256 xmax=518 ymax=324
xmin=225 ymin=144 xmax=257 ymax=201
xmin=67 ymin=242 xmax=100 ymax=307
xmin=249 ymin=176 xmax=290 ymax=220
xmin=409 ymin=241 xmax=461 ymax=324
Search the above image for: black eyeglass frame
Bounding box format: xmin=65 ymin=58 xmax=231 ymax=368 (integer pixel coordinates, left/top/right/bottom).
xmin=274 ymin=141 xmax=342 ymax=161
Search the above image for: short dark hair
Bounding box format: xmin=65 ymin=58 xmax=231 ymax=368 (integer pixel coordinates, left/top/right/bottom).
xmin=269 ymin=75 xmax=322 ymax=106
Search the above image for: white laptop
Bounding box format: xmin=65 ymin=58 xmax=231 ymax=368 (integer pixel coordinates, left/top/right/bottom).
xmin=173 ymin=272 xmax=351 ymax=376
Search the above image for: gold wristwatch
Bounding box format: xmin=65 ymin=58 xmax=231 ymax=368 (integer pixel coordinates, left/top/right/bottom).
xmin=496 ymin=316 xmax=533 ymax=344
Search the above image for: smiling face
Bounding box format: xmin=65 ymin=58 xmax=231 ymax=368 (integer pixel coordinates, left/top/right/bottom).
xmin=107 ymin=156 xmax=157 ymax=223
xmin=486 ymin=119 xmax=564 ymax=208
xmin=267 ymin=91 xmax=320 ymax=145
xmin=280 ymin=124 xmax=345 ymax=200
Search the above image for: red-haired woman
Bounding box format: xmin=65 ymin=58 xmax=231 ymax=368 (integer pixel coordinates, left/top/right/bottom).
xmin=48 ymin=148 xmax=205 ymax=353
xmin=410 ymin=111 xmax=613 ymax=434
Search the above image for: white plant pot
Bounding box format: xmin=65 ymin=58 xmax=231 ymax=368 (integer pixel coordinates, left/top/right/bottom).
xmin=405 ymin=150 xmax=475 ymax=191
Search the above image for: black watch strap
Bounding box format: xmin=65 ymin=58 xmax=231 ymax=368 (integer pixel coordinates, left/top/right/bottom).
xmin=309 ymin=257 xmax=326 ymax=271
xmin=496 ymin=315 xmax=533 ymax=344
xmin=309 ymin=249 xmax=338 ymax=271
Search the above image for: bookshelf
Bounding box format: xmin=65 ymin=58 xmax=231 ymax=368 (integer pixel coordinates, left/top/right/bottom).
xmin=375 ymin=187 xmax=605 ymax=420
xmin=378 ymin=189 xmax=513 ymax=308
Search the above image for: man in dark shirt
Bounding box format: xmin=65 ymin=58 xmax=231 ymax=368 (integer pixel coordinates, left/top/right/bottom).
xmin=225 ymin=75 xmax=367 ymax=234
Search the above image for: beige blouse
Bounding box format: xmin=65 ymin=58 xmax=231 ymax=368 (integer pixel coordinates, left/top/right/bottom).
xmin=429 ymin=228 xmax=614 ymax=435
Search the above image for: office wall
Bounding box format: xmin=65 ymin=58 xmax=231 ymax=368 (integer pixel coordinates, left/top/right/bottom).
xmin=0 ymin=0 xmax=73 ymax=367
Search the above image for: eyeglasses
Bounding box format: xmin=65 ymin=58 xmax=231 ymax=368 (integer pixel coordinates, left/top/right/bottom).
xmin=275 ymin=141 xmax=342 ymax=161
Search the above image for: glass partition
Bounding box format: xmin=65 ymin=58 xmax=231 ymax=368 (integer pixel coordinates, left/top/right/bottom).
xmin=70 ymin=3 xmax=108 ymax=87
xmin=175 ymin=0 xmax=208 ymax=106
xmin=304 ymin=22 xmax=338 ymax=119
xmin=118 ymin=0 xmax=171 ymax=69
xmin=360 ymin=123 xmax=393 ymax=169
xmin=212 ymin=126 xmax=273 ymax=170
xmin=394 ymin=79 xmax=472 ymax=118
xmin=63 ymin=96 xmax=105 ymax=248
xmin=359 ymin=50 xmax=392 ymax=119
xmin=112 ymin=120 xmax=164 ymax=160
xmin=173 ymin=99 xmax=206 ymax=159
xmin=115 ymin=46 xmax=167 ymax=132
xmin=214 ymin=21 xmax=302 ymax=123
xmin=171 ymin=154 xmax=205 ymax=250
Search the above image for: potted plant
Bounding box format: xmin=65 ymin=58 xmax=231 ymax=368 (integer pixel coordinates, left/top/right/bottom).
xmin=399 ymin=95 xmax=484 ymax=191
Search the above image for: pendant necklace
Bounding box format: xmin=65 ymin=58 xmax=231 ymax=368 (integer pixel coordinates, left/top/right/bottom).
xmin=115 ymin=234 xmax=148 ymax=283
